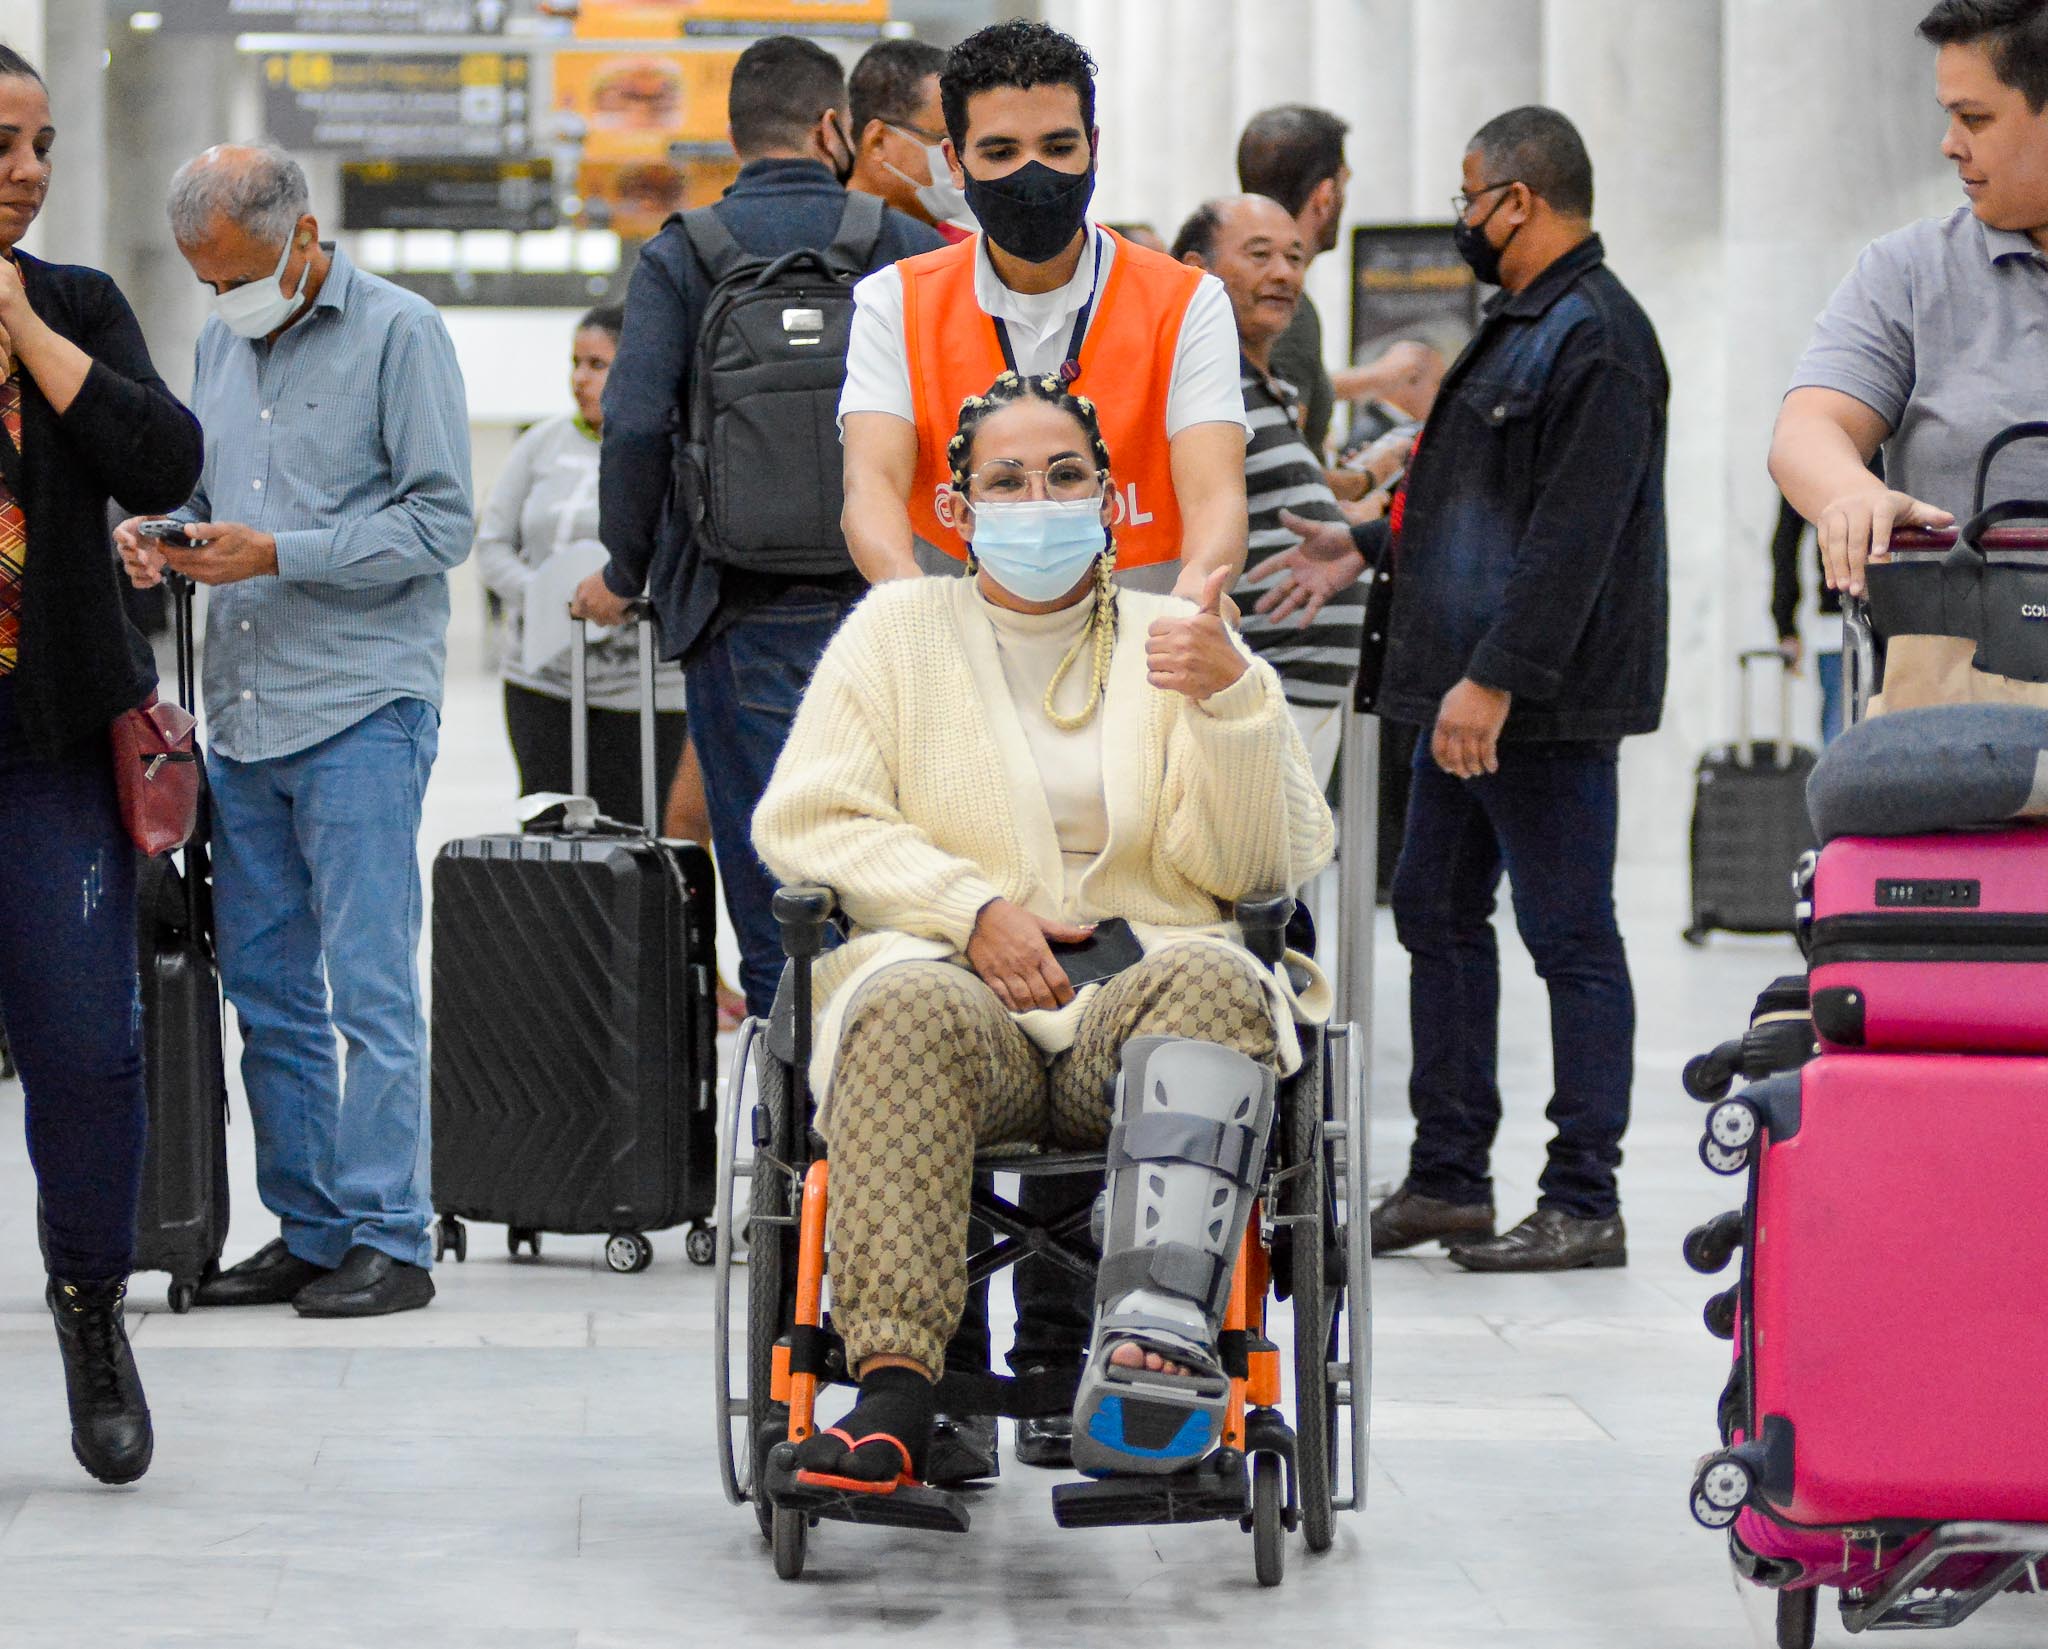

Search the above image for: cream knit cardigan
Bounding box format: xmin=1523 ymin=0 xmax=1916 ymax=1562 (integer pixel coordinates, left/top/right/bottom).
xmin=753 ymin=574 xmax=1337 ymax=1122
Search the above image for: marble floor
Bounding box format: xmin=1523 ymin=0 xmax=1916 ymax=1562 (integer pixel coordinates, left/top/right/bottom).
xmin=0 ymin=668 xmax=2040 ymax=1649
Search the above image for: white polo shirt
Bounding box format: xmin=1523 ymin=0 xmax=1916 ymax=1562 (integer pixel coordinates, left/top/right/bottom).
xmin=838 ymin=223 xmax=1249 ymax=436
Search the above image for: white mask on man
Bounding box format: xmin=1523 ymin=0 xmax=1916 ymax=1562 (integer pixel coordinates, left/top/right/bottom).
xmin=211 ymin=230 xmax=310 ymax=340
xmin=885 ymin=139 xmax=976 ymax=233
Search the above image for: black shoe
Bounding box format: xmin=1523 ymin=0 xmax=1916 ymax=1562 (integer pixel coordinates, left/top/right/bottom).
xmin=193 ymin=1238 xmax=332 ymax=1308
xmin=925 ymin=1411 xmax=1000 ymax=1486
xmin=291 ymin=1245 xmax=434 ymax=1318
xmin=1014 ymin=1412 xmax=1074 ymax=1470
xmin=47 ymin=1277 xmax=152 ymax=1486
xmin=1448 ymin=1208 xmax=1627 ymax=1273
xmin=1369 ymin=1186 xmax=1496 ymax=1255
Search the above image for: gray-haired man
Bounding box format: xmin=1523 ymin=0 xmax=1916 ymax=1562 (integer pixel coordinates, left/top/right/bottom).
xmin=115 ymin=144 xmax=472 ymax=1317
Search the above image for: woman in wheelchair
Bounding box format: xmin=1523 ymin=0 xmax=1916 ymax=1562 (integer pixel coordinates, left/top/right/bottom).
xmin=751 ymin=370 xmax=1334 ymax=1497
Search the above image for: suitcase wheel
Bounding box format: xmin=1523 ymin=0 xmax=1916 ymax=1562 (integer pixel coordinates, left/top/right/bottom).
xmin=1689 ymin=1449 xmax=1757 ymax=1530
xmin=167 ymin=1281 xmax=197 ymax=1315
xmin=436 ymin=1217 xmax=468 ymax=1264
xmin=508 ymin=1227 xmax=542 ymax=1261
xmin=684 ymin=1223 xmax=716 ymax=1268
xmin=1702 ymin=1286 xmax=1738 ymax=1341
xmin=1698 ymin=1133 xmax=1751 ymax=1177
xmin=605 ymin=1231 xmax=654 ymax=1275
xmin=1682 ymin=1210 xmax=1745 ymax=1276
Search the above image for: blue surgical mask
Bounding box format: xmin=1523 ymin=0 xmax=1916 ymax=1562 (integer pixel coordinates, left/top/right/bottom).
xmin=968 ymin=498 xmax=1106 ymax=602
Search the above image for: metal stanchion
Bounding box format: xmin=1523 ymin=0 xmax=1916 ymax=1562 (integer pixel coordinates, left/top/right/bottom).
xmin=1336 ymin=706 xmax=1381 ymax=1045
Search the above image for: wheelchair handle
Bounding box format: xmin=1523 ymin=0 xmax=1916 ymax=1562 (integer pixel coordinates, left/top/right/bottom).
xmin=773 ymin=885 xmax=837 ymax=960
xmin=1236 ymin=891 xmax=1295 ymax=968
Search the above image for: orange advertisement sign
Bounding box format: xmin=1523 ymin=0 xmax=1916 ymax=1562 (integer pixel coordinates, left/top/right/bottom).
xmin=551 ymin=48 xmax=738 ymax=163
xmin=571 ymin=0 xmax=887 ymax=38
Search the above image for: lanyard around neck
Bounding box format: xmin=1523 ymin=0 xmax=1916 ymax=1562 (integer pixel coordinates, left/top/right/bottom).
xmin=992 ymin=228 xmax=1102 ymax=385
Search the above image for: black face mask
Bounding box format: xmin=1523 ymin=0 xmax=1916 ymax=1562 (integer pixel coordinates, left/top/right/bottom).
xmin=824 ymin=114 xmax=855 ymax=186
xmin=1452 ymin=191 xmax=1521 ymax=287
xmin=963 ymin=158 xmax=1096 ymax=264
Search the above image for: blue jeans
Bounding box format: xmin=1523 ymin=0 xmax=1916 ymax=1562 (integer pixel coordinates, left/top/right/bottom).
xmin=1389 ymin=738 xmax=1634 ymax=1220
xmin=0 ymin=680 xmax=146 ymax=1280
xmin=210 ymin=700 xmax=439 ymax=1268
xmin=1817 ymin=649 xmax=1844 ymax=745
xmin=685 ymin=595 xmax=859 ymax=1017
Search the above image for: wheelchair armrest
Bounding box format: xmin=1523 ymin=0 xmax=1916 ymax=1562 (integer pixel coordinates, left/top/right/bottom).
xmin=1236 ymin=890 xmax=1296 ymax=968
xmin=773 ymin=884 xmax=838 ymax=960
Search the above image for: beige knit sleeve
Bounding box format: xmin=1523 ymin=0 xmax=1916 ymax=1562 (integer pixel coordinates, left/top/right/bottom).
xmin=1157 ymin=658 xmax=1336 ymax=900
xmin=751 ymin=621 xmax=1003 ymax=952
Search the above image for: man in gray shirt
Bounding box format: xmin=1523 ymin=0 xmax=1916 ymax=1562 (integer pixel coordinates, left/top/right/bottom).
xmin=1771 ymin=0 xmax=2048 ymax=595
xmin=116 ymin=144 xmax=471 ymax=1318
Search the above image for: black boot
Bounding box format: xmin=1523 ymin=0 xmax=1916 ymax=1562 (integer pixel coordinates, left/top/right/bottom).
xmin=47 ymin=1277 xmax=153 ymax=1486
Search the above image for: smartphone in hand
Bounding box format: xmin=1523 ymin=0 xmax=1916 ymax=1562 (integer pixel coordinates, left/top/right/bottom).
xmin=1047 ymin=917 xmax=1144 ymax=991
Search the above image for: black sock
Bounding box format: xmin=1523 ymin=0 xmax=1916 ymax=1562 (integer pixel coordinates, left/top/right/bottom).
xmin=796 ymin=1365 xmax=937 ymax=1483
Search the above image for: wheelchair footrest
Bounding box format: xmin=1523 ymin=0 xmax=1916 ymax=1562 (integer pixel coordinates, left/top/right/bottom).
xmin=1050 ymin=1448 xmax=1248 ymax=1529
xmin=763 ymin=1445 xmax=971 ymax=1534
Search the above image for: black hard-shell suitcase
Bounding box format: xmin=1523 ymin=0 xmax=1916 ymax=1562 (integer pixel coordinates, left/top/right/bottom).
xmin=429 ymin=613 xmax=720 ymax=1273
xmin=1685 ymin=650 xmax=1818 ymax=943
xmin=133 ymin=574 xmax=231 ymax=1313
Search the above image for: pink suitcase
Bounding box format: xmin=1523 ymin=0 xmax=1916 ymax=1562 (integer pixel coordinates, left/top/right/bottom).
xmin=1727 ymin=1055 xmax=2048 ymax=1526
xmin=1804 ymin=827 xmax=2048 ymax=1053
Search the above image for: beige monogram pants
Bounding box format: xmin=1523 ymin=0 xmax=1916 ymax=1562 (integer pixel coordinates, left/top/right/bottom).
xmin=824 ymin=946 xmax=1277 ymax=1375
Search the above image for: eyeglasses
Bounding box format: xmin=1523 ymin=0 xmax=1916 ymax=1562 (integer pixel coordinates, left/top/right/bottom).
xmin=965 ymin=458 xmax=1106 ymax=502
xmin=1451 ymin=179 xmax=1521 ymax=218
xmin=886 ymin=118 xmax=949 ymax=148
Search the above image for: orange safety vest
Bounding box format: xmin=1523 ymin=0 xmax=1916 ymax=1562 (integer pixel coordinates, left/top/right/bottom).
xmin=899 ymin=228 xmax=1205 ymax=570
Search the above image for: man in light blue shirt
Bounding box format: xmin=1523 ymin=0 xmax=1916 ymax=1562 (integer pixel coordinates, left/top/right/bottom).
xmin=116 ymin=144 xmax=471 ymax=1318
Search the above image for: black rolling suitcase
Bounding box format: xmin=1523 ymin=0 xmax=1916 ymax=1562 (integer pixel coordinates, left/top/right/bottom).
xmin=1685 ymin=650 xmax=1818 ymax=943
xmin=133 ymin=574 xmax=231 ymax=1313
xmin=430 ymin=611 xmax=720 ymax=1274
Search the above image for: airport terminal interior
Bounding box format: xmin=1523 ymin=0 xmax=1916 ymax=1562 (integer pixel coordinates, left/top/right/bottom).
xmin=0 ymin=0 xmax=2042 ymax=1644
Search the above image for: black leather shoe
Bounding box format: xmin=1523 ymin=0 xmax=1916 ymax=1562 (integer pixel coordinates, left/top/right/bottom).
xmin=925 ymin=1411 xmax=1000 ymax=1486
xmin=1015 ymin=1412 xmax=1074 ymax=1469
xmin=1369 ymin=1186 xmax=1496 ymax=1255
xmin=47 ymin=1277 xmax=152 ymax=1486
xmin=193 ymin=1238 xmax=332 ymax=1308
xmin=291 ymin=1245 xmax=434 ymax=1318
xmin=1448 ymin=1208 xmax=1627 ymax=1272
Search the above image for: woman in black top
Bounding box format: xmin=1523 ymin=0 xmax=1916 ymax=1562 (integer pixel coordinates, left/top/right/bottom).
xmin=0 ymin=48 xmax=203 ymax=1487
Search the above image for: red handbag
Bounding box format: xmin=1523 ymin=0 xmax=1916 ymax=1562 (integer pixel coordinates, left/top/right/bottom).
xmin=110 ymin=689 xmax=199 ymax=856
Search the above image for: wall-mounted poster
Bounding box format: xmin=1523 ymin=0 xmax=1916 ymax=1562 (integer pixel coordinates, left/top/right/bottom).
xmin=342 ymin=158 xmax=556 ymax=231
xmin=550 ymin=48 xmax=737 ymax=162
xmin=262 ymin=52 xmax=530 ymax=158
xmin=567 ymin=0 xmax=888 ymax=38
xmin=1347 ymin=223 xmax=1482 ymax=370
xmin=570 ymin=157 xmax=740 ymax=238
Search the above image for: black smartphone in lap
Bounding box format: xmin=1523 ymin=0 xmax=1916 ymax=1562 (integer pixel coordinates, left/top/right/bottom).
xmin=1047 ymin=916 xmax=1144 ymax=992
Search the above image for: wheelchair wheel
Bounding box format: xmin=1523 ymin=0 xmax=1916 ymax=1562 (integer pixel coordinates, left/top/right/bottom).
xmin=1251 ymin=1451 xmax=1285 ymax=1588
xmin=747 ymin=1040 xmax=802 ymax=1544
xmin=1285 ymin=1053 xmax=1337 ymax=1555
xmin=772 ymin=1504 xmax=808 ymax=1581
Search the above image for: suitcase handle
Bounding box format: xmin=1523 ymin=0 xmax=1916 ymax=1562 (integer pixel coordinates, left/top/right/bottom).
xmin=568 ymin=598 xmax=660 ymax=835
xmin=1734 ymin=648 xmax=1795 ymax=769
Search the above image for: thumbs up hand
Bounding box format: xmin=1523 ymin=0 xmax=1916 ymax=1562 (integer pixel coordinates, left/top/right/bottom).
xmin=1147 ymin=565 xmax=1250 ymax=702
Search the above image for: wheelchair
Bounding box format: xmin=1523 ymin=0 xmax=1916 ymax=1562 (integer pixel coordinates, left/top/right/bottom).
xmin=711 ymin=885 xmax=1372 ymax=1587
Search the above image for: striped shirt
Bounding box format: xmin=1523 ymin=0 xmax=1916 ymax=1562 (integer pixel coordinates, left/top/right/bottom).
xmin=1233 ymin=357 xmax=1365 ymax=709
xmin=179 ymin=246 xmax=473 ymax=763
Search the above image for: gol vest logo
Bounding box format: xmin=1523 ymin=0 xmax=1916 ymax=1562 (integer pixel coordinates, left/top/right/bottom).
xmin=934 ymin=481 xmax=1154 ymax=533
xmin=2022 ymin=603 xmax=2048 ymax=620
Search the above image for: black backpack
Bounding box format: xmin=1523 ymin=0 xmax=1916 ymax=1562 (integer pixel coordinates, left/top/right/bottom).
xmin=676 ymin=191 xmax=885 ymax=579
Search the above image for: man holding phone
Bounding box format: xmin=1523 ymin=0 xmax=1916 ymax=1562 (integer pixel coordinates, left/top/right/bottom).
xmin=116 ymin=143 xmax=471 ymax=1319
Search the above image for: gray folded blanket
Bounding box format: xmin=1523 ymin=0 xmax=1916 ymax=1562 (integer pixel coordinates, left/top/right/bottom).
xmin=1807 ymin=704 xmax=2048 ymax=840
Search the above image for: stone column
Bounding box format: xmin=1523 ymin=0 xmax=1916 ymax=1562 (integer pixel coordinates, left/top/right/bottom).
xmin=1720 ymin=0 xmax=1953 ymax=753
xmin=1306 ymin=0 xmax=1414 ymax=371
xmin=1543 ymin=0 xmax=1726 ymax=860
xmin=35 ymin=0 xmax=104 ymax=268
xmin=1410 ymin=0 xmax=1542 ymax=217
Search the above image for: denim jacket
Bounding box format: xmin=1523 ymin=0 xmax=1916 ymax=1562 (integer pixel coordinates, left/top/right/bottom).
xmin=1360 ymin=236 xmax=1669 ymax=742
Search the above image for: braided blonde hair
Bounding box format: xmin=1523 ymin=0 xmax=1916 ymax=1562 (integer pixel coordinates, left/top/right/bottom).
xmin=948 ymin=371 xmax=1118 ymax=732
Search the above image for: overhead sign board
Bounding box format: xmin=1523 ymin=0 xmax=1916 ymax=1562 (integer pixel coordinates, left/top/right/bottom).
xmin=342 ymin=158 xmax=555 ymax=230
xmin=263 ymin=52 xmax=530 ymax=156
xmin=144 ymin=0 xmax=511 ymax=35
xmin=569 ymin=0 xmax=886 ymax=37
